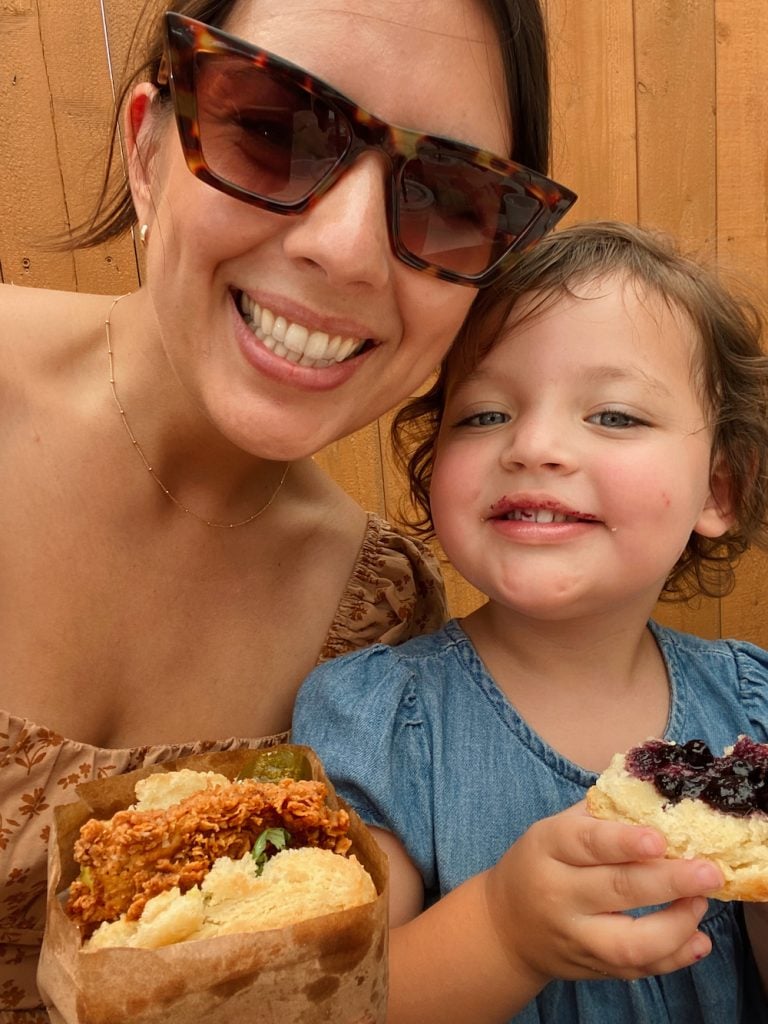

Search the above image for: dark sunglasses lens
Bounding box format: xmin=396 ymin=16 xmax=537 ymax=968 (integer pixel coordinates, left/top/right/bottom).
xmin=194 ymin=53 xmax=349 ymax=203
xmin=399 ymin=151 xmax=544 ymax=276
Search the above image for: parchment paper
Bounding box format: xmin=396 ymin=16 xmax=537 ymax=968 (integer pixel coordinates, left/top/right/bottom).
xmin=37 ymin=746 xmax=388 ymax=1023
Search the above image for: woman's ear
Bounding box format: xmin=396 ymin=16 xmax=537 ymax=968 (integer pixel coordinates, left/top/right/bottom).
xmin=694 ymin=456 xmax=737 ymax=539
xmin=124 ymin=83 xmax=163 ymax=228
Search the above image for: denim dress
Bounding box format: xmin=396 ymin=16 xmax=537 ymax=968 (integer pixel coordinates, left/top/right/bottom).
xmin=293 ymin=620 xmax=768 ymax=1024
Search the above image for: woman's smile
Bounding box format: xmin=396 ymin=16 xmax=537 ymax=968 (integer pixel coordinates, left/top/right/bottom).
xmin=237 ymin=291 xmax=375 ymax=368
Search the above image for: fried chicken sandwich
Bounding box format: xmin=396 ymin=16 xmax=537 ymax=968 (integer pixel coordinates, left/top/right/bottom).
xmin=65 ymin=765 xmax=377 ymax=949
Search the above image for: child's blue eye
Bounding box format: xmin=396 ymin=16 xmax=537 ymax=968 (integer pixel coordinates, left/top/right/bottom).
xmin=588 ymin=409 xmax=642 ymax=429
xmin=459 ymin=410 xmax=509 ymax=428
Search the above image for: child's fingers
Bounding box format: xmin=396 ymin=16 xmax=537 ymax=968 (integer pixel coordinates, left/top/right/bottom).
xmin=568 ymin=856 xmax=723 ymax=915
xmin=575 ymin=896 xmax=713 ymax=980
xmin=544 ymin=804 xmax=668 ymax=865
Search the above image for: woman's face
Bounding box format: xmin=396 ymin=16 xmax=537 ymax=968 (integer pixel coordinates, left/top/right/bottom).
xmin=136 ymin=0 xmax=511 ymax=459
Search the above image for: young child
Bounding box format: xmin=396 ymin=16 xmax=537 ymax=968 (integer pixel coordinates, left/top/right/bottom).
xmin=293 ymin=222 xmax=768 ymax=1023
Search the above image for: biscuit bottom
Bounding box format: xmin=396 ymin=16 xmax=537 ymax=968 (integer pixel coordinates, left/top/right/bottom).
xmin=587 ymin=736 xmax=768 ymax=902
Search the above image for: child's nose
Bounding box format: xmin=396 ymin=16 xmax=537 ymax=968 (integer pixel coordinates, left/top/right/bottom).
xmin=498 ymin=415 xmax=577 ymax=473
xmin=281 ymin=152 xmax=392 ymax=289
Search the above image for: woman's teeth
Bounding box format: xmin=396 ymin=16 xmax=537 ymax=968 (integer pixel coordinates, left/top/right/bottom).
xmin=239 ymin=293 xmax=366 ymax=368
xmin=502 ymin=509 xmax=580 ymax=523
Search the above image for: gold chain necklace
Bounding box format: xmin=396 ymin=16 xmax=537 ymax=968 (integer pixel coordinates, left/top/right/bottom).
xmin=105 ymin=294 xmax=289 ymax=529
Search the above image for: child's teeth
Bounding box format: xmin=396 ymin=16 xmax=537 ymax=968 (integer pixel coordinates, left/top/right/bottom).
xmin=506 ymin=509 xmax=573 ymax=523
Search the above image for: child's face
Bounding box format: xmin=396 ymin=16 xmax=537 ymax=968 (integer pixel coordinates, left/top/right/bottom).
xmin=430 ymin=273 xmax=733 ymax=621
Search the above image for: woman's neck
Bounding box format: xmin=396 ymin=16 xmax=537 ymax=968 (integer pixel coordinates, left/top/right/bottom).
xmin=103 ymin=289 xmax=292 ymax=522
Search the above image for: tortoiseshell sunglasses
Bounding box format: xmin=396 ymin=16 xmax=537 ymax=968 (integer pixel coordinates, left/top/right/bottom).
xmin=158 ymin=12 xmax=577 ymax=287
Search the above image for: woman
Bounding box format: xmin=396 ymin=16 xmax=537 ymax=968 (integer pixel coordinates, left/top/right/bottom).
xmin=0 ymin=0 xmax=574 ymax=1015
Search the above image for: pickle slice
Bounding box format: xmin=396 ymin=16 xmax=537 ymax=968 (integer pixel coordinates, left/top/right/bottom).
xmin=235 ymin=747 xmax=313 ymax=782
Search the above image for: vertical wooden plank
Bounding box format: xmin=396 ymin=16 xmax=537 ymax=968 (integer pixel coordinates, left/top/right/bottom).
xmin=722 ymin=552 xmax=768 ymax=647
xmin=34 ymin=0 xmax=141 ymax=294
xmin=0 ymin=0 xmax=144 ymax=291
xmin=314 ymin=424 xmax=387 ymax=515
xmin=634 ymin=0 xmax=717 ymax=246
xmin=379 ymin=408 xmax=405 ymax=525
xmin=634 ymin=0 xmax=721 ymax=640
xmin=545 ymin=0 xmax=638 ymax=224
xmin=715 ymin=0 xmax=768 ymax=292
xmin=715 ymin=0 xmax=768 ymax=648
xmin=0 ymin=0 xmax=77 ymax=288
xmin=653 ymin=599 xmax=720 ymax=642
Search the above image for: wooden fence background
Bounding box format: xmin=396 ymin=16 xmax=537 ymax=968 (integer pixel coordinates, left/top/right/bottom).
xmin=1 ymin=0 xmax=765 ymax=644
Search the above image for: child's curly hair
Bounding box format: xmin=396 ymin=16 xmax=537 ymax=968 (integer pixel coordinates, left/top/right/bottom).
xmin=392 ymin=221 xmax=768 ymax=601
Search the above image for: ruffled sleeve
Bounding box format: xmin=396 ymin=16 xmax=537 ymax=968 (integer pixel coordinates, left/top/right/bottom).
xmin=293 ymin=642 xmax=439 ymax=889
xmin=319 ymin=513 xmax=447 ymax=661
xmin=734 ymin=639 xmax=768 ymax=741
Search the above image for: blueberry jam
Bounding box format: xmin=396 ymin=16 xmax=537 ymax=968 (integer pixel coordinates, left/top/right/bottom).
xmin=626 ymin=737 xmax=768 ymax=817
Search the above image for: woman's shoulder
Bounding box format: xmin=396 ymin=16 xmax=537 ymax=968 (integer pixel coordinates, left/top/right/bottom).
xmin=320 ymin=513 xmax=447 ymax=660
xmin=0 ymin=284 xmax=107 ymax=381
xmin=0 ymin=281 xmax=101 ymax=326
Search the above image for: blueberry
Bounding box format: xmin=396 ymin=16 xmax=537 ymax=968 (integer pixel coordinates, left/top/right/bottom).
xmin=628 ymin=741 xmax=680 ymax=779
xmin=701 ymin=774 xmax=755 ymax=816
xmin=681 ymin=740 xmax=714 ymax=768
xmin=632 ymin=737 xmax=768 ymax=818
xmin=655 ymin=771 xmax=686 ymax=801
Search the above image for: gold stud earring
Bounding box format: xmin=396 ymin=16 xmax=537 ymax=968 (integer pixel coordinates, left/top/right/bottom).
xmin=139 ymin=223 xmax=149 ymax=248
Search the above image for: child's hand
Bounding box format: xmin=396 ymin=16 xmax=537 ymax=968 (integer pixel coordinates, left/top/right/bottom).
xmin=486 ymin=801 xmax=723 ymax=986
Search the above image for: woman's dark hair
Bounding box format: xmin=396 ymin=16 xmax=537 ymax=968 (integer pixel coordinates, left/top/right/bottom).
xmin=393 ymin=221 xmax=768 ymax=602
xmin=71 ymin=0 xmax=551 ymax=248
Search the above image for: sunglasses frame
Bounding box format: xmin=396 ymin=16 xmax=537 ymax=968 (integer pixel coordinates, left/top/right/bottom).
xmin=157 ymin=12 xmax=577 ymax=287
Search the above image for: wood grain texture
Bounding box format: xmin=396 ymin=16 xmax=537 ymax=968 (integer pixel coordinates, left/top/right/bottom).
xmin=544 ymin=0 xmax=638 ymax=224
xmin=0 ymin=2 xmax=76 ymax=288
xmin=631 ymin=0 xmax=721 ymax=639
xmin=0 ymin=0 xmax=764 ymax=642
xmin=713 ymin=0 xmax=768 ymax=645
xmin=634 ymin=0 xmax=717 ymax=244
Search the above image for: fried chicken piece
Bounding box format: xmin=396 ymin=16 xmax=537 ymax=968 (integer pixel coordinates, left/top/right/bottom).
xmin=66 ymin=778 xmax=350 ymax=934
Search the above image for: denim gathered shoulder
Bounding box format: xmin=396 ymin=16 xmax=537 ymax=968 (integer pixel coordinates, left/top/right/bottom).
xmin=292 ymin=619 xmax=768 ymax=1024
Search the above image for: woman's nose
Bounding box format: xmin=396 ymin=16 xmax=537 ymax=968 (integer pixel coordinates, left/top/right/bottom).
xmin=281 ymin=152 xmax=392 ymax=289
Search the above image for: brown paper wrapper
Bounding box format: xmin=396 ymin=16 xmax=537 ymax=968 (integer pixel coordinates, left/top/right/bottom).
xmin=37 ymin=746 xmax=388 ymax=1024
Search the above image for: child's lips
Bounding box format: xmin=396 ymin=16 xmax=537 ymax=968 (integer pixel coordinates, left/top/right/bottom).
xmin=486 ymin=497 xmax=601 ymax=524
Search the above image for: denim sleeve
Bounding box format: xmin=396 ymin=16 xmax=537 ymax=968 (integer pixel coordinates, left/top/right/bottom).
xmin=292 ymin=644 xmax=438 ymax=889
xmin=733 ymin=640 xmax=768 ymax=742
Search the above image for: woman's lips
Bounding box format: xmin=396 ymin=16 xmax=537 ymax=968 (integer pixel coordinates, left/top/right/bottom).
xmin=231 ymin=293 xmax=377 ymax=391
xmin=238 ymin=291 xmax=375 ymax=369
